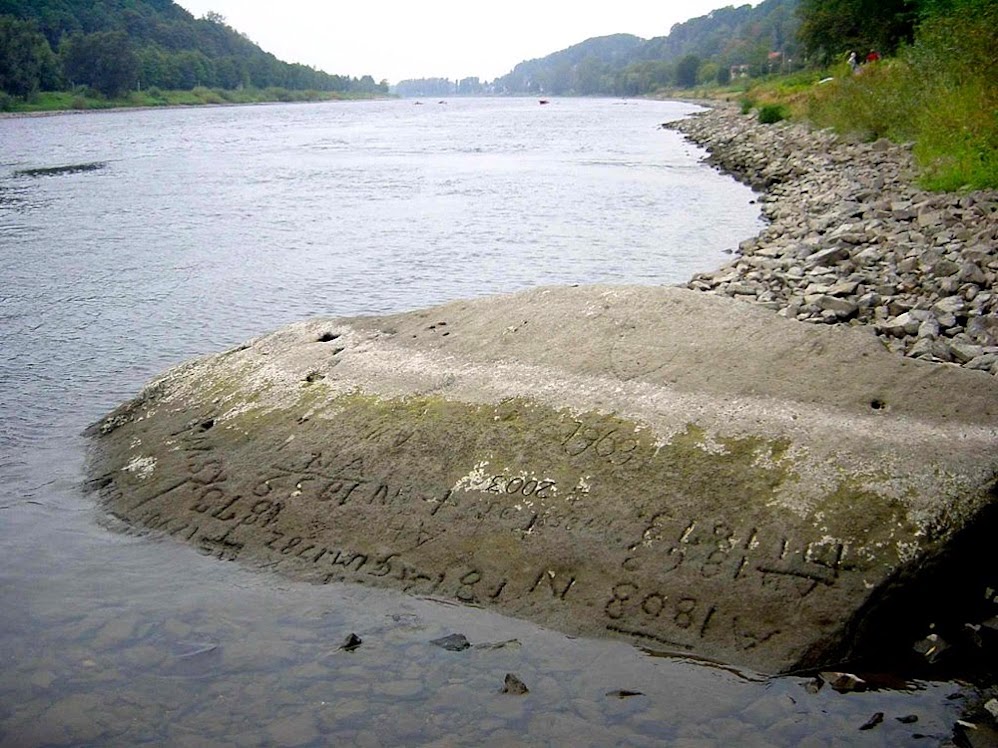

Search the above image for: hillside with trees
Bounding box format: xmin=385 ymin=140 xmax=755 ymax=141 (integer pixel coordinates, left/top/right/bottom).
xmin=496 ymin=34 xmax=646 ymax=96
xmin=394 ymin=76 xmax=491 ymax=98
xmin=492 ymin=0 xmax=802 ymax=96
xmin=0 ymin=0 xmax=387 ymax=106
xmin=393 ymin=35 xmax=645 ymax=98
xmin=393 ymin=3 xmax=801 ymax=99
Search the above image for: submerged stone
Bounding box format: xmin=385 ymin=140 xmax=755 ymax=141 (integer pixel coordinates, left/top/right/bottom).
xmin=15 ymin=161 xmax=108 ymax=178
xmin=430 ymin=634 xmax=470 ymax=652
xmin=85 ymin=285 xmax=998 ymax=674
xmin=339 ymin=633 xmax=363 ymax=652
xmin=501 ymin=674 xmax=530 ymax=695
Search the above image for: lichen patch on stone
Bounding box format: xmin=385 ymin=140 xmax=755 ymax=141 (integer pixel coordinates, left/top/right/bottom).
xmin=121 ymin=455 xmax=156 ymax=480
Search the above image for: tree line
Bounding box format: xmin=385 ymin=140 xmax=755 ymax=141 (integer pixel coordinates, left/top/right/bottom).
xmin=492 ymin=0 xmax=802 ymax=96
xmin=0 ymin=0 xmax=387 ymax=100
xmin=2 ymin=0 xmax=983 ymax=104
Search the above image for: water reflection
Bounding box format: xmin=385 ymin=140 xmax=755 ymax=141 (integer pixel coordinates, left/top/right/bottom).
xmin=0 ymin=540 xmax=964 ymax=746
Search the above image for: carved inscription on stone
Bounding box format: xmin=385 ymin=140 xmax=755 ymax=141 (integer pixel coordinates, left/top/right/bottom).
xmin=95 ymin=394 xmax=901 ymax=673
xmin=603 ymin=509 xmax=859 ymax=653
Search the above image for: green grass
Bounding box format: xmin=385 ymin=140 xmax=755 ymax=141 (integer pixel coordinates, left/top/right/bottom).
xmin=802 ymin=59 xmax=997 ymax=190
xmin=804 ymin=61 xmax=916 ymax=141
xmin=2 ymin=86 xmax=387 ymax=114
xmin=740 ymin=54 xmax=997 ymax=191
xmin=755 ymin=4 xmax=998 ymax=191
xmin=726 ymin=1 xmax=998 ymax=192
xmin=912 ymin=78 xmax=998 ymax=191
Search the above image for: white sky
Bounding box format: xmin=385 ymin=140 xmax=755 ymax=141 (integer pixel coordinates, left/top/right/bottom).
xmin=174 ymin=1 xmax=749 ymax=84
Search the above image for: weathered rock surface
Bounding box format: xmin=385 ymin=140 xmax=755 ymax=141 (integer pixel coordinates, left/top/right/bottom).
xmin=667 ymin=106 xmax=998 ymax=375
xmin=86 ymin=285 xmax=998 ymax=673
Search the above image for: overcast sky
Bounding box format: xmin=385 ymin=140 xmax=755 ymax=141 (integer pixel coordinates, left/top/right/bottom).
xmin=174 ymin=1 xmax=749 ymax=84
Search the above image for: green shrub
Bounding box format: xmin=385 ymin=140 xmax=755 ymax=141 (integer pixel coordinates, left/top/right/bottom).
xmin=915 ymin=79 xmax=998 ymax=190
xmin=192 ymin=86 xmax=224 ymax=104
xmin=806 ymin=61 xmax=917 ymax=141
xmin=262 ymin=87 xmax=294 ymax=102
xmin=757 ymin=103 xmax=789 ymax=124
xmin=739 ymin=96 xmax=754 ymax=115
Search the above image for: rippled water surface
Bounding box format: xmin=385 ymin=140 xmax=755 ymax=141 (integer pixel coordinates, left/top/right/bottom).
xmin=0 ymin=98 xmax=967 ymax=746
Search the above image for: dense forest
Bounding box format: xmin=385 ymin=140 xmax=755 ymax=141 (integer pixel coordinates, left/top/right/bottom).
xmin=0 ymin=0 xmax=387 ymax=102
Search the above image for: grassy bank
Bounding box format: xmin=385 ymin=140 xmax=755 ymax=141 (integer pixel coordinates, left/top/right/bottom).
xmin=1 ymin=86 xmax=388 ymax=114
xmin=748 ymin=65 xmax=996 ymax=193
xmin=730 ymin=7 xmax=998 ymax=192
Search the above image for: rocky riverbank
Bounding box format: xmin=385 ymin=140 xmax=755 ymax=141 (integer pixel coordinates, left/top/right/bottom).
xmin=666 ymin=105 xmax=998 ymax=376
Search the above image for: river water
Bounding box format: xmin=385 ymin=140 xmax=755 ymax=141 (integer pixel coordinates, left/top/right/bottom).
xmin=0 ymin=98 xmax=969 ymax=746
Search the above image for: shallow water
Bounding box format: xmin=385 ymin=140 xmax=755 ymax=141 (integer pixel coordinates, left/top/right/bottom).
xmin=0 ymin=97 xmax=969 ymax=746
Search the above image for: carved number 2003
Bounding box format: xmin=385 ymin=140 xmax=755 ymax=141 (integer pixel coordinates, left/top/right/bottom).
xmin=485 ymin=475 xmax=555 ymax=499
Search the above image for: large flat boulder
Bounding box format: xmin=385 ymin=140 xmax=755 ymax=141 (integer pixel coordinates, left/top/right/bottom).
xmin=86 ymin=285 xmax=998 ymax=673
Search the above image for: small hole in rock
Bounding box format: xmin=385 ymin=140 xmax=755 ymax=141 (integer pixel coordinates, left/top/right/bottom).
xmin=199 ymin=419 xmax=215 ymax=431
xmin=870 ymin=399 xmax=886 ymax=411
xmin=304 ymin=371 xmax=324 ymax=383
xmin=318 ymin=332 xmax=340 ymax=343
xmin=331 ymin=347 xmax=345 ymax=356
